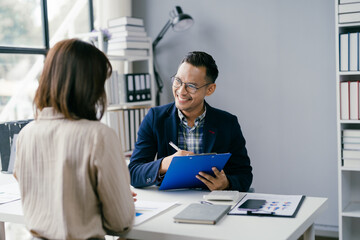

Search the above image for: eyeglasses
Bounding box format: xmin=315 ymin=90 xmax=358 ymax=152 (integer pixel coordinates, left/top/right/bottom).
xmin=171 ymin=77 xmax=211 ymax=94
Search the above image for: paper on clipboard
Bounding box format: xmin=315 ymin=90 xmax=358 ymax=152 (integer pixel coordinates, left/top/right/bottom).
xmin=228 ymin=193 xmax=305 ymax=218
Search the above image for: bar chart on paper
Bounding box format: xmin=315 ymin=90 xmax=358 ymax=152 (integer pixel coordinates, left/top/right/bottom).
xmin=134 ymin=200 xmax=177 ymax=225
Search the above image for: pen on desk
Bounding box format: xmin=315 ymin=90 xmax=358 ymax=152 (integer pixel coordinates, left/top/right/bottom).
xmin=169 ymin=141 xmax=181 ymax=151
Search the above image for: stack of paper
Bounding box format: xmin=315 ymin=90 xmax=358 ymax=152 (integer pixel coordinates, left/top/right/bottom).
xmin=134 ymin=200 xmax=177 ymax=226
xmin=0 ymin=183 xmax=21 ymax=204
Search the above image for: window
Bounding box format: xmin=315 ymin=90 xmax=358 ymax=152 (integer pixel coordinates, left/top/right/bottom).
xmin=47 ymin=0 xmax=92 ymax=47
xmin=0 ymin=0 xmax=43 ymax=48
xmin=0 ymin=54 xmax=43 ymax=120
xmin=0 ymin=0 xmax=94 ymax=122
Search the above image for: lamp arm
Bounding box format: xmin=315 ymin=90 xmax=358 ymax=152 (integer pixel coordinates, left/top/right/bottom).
xmin=153 ymin=63 xmax=164 ymax=106
xmin=152 ymin=19 xmax=172 ymax=50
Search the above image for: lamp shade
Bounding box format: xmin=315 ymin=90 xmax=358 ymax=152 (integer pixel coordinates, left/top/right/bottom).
xmin=171 ymin=6 xmax=194 ymax=32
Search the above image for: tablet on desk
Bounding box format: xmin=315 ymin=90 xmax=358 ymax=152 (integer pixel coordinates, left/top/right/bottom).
xmin=159 ymin=153 xmax=232 ymax=190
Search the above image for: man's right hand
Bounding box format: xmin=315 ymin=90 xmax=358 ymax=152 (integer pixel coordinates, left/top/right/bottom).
xmin=159 ymin=150 xmax=194 ymax=174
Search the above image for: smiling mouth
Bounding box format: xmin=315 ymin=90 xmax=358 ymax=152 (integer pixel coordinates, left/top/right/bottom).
xmin=176 ymin=93 xmax=191 ymax=102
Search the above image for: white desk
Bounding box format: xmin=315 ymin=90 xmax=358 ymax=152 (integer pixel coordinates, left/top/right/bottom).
xmin=122 ymin=188 xmax=327 ymax=240
xmin=0 ymin=173 xmax=24 ymax=240
xmin=0 ymin=174 xmax=327 ymax=240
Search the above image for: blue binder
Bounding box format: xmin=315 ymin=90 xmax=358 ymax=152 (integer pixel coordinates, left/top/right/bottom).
xmin=159 ymin=153 xmax=232 ymax=190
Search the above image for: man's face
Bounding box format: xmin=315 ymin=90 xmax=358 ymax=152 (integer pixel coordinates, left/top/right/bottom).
xmin=172 ymin=62 xmax=215 ymax=116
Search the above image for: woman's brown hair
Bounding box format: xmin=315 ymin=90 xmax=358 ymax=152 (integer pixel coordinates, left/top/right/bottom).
xmin=34 ymin=38 xmax=112 ymax=120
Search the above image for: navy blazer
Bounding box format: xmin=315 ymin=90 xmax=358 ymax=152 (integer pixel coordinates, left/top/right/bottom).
xmin=128 ymin=102 xmax=253 ymax=191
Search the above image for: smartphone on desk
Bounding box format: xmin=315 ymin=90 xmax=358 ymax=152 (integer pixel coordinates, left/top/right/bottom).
xmin=238 ymin=199 xmax=266 ymax=211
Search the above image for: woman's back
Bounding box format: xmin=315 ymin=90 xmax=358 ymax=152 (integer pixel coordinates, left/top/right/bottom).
xmin=15 ymin=107 xmax=134 ymax=239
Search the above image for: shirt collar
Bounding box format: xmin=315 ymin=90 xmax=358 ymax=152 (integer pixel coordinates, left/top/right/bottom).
xmin=177 ymin=106 xmax=207 ymax=126
xmin=37 ymin=107 xmax=66 ymax=120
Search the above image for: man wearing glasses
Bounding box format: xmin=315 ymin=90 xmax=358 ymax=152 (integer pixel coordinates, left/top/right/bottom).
xmin=128 ymin=51 xmax=252 ymax=191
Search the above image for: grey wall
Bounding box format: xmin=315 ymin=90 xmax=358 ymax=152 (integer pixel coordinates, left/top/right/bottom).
xmin=133 ymin=0 xmax=337 ymax=228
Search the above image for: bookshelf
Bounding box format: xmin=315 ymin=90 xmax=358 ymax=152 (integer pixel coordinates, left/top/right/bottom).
xmin=106 ymin=44 xmax=156 ymax=110
xmin=336 ymin=1 xmax=360 ymax=239
xmin=104 ymin=38 xmax=155 ymax=157
xmin=75 ymin=31 xmax=155 ymax=156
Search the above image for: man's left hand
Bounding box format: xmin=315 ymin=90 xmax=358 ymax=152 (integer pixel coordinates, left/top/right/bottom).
xmin=196 ymin=167 xmax=230 ymax=191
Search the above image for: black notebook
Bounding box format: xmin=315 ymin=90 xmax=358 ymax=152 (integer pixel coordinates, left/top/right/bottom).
xmin=174 ymin=203 xmax=231 ymax=225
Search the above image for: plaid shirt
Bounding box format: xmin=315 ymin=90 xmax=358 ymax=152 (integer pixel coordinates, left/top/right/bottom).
xmin=177 ymin=107 xmax=206 ymax=154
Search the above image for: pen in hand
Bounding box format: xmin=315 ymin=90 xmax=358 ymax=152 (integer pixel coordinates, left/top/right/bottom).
xmin=169 ymin=141 xmax=181 ymax=151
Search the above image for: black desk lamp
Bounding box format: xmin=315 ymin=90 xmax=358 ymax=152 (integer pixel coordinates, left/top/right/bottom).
xmin=152 ymin=6 xmax=194 ymax=106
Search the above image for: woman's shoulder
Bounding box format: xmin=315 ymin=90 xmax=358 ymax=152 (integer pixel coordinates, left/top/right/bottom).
xmin=77 ymin=119 xmax=115 ymax=135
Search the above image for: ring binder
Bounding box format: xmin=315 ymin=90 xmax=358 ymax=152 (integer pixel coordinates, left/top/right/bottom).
xmin=0 ymin=119 xmax=32 ymax=173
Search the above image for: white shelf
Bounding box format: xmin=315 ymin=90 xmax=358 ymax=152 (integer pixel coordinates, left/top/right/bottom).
xmin=106 ymin=37 xmax=156 ymax=109
xmin=339 ymin=71 xmax=360 ymax=75
xmin=342 ymin=202 xmax=360 ymax=218
xmin=102 ymin=36 xmax=155 ymax=156
xmin=74 ymin=32 xmax=156 ymax=155
xmin=107 ymin=55 xmax=151 ymax=62
xmin=339 ymin=120 xmax=360 ymax=124
xmin=338 ymin=23 xmax=360 ymax=28
xmin=107 ymin=101 xmax=153 ymax=111
xmin=341 ymin=167 xmax=360 ymax=172
xmin=336 ymin=1 xmax=360 ymax=239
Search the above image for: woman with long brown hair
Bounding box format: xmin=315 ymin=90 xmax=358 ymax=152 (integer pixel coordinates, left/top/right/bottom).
xmin=14 ymin=39 xmax=134 ymax=240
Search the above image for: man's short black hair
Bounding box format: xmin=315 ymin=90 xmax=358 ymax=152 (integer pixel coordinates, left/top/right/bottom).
xmin=181 ymin=51 xmax=219 ymax=83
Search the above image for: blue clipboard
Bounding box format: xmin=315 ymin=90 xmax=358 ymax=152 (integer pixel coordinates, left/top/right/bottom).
xmin=159 ymin=153 xmax=232 ymax=190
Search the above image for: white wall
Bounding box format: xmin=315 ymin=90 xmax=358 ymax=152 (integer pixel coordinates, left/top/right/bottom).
xmin=95 ymin=0 xmax=131 ymax=28
xmin=133 ymin=0 xmax=337 ymax=230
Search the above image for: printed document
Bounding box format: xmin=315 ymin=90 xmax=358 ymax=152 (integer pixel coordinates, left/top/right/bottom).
xmin=228 ymin=193 xmax=304 ymax=217
xmin=0 ymin=183 xmax=21 ymax=204
xmin=135 ymin=200 xmax=178 ymax=225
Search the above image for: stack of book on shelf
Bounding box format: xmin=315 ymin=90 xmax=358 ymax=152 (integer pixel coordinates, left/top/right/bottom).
xmin=338 ymin=0 xmax=360 ymax=24
xmin=340 ymin=81 xmax=360 ymax=120
xmin=107 ymin=108 xmax=150 ymax=155
xmin=342 ymin=129 xmax=360 ymax=168
xmin=339 ymin=32 xmax=360 ymax=72
xmin=106 ymin=71 xmax=152 ymax=105
xmin=106 ymin=71 xmax=125 ymax=105
xmin=107 ymin=16 xmax=149 ymax=56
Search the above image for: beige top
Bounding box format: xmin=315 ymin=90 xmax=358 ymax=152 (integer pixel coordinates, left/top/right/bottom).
xmin=14 ymin=107 xmax=134 ymax=240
